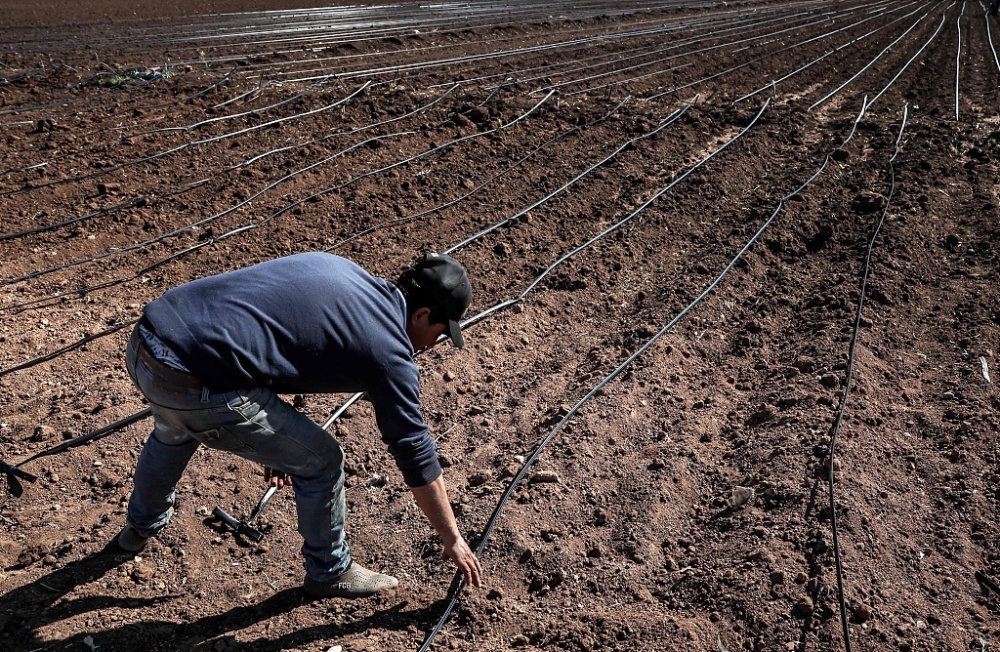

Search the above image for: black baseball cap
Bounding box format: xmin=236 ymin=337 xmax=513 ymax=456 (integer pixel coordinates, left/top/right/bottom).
xmin=400 ymin=253 xmax=472 ymax=348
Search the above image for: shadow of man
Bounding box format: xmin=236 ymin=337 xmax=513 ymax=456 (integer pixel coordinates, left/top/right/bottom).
xmin=0 ymin=539 xmax=166 ymax=648
xmin=3 ymin=540 xmax=452 ymax=651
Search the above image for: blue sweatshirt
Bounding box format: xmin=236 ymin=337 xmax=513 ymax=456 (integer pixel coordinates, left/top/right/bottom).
xmin=143 ymin=252 xmax=441 ymax=487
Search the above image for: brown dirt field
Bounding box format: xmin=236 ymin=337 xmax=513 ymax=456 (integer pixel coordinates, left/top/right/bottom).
xmin=2 ymin=1 xmax=1000 ymax=651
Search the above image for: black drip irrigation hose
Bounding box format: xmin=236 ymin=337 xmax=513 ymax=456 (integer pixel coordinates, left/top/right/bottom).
xmin=0 ymin=81 xmax=372 ymax=200
xmin=419 ymin=92 xmax=881 ymax=650
xmin=0 ymin=407 xmax=152 ymax=497
xmin=824 ymin=103 xmax=909 ymax=652
xmin=445 ymin=97 xmax=694 ymax=253
xmin=0 ymin=320 xmax=137 ymax=378
xmin=810 ymin=2 xmax=947 ymax=111
xmin=987 ymin=2 xmax=1000 ymax=73
xmin=448 ymin=6 xmax=827 ymax=94
xmin=533 ymin=7 xmax=846 ymax=96
xmin=0 ymin=90 xmax=549 ymax=367
xmin=865 ymin=6 xmax=951 ymax=109
xmin=135 ymin=74 xmax=336 ymax=136
xmin=733 ymin=0 xmax=929 ymax=104
xmin=956 ymin=2 xmax=965 ymax=122
xmin=0 ymin=81 xmax=457 ymax=254
xmin=416 ymin=98 xmax=774 ymax=651
xmin=325 ymin=96 xmax=633 ymax=253
xmin=641 ymin=1 xmax=915 ymax=105
xmin=0 ymin=82 xmax=470 ymax=295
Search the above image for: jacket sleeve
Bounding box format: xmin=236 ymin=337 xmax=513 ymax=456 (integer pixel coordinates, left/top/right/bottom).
xmin=366 ymin=352 xmax=443 ymax=488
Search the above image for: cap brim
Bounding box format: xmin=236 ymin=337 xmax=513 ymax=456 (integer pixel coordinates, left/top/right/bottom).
xmin=447 ymin=320 xmax=464 ymax=348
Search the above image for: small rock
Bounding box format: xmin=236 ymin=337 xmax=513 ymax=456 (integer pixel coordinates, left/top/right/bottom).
xmin=529 ymin=470 xmax=560 ymax=484
xmin=593 ymin=509 xmax=608 ymax=526
xmin=31 ymin=425 xmax=53 ymax=442
xmin=794 ymin=597 xmax=814 ymax=618
xmin=511 ymin=634 xmax=529 ymax=647
xmin=647 ymin=458 xmax=666 ymax=470
xmin=131 ymin=564 xmax=156 ymax=583
xmin=731 ymin=486 xmax=755 ymax=508
xmin=468 ymin=472 xmax=490 ymax=487
xmin=820 ymin=373 xmax=839 ymax=388
xmin=770 ymin=570 xmax=786 ymax=585
xmin=853 ymin=603 xmax=872 ymax=623
xmin=443 ymin=371 xmax=455 ymax=382
xmin=851 ymin=191 xmax=887 ymax=214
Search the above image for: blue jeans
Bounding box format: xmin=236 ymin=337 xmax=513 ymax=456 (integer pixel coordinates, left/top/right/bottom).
xmin=124 ymin=327 xmax=351 ymax=580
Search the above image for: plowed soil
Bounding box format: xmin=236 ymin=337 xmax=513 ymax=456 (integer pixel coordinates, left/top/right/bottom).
xmin=2 ymin=1 xmax=1000 ymax=651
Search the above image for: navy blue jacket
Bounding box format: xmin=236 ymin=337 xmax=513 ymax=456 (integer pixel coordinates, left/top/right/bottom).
xmin=144 ymin=252 xmax=441 ymax=487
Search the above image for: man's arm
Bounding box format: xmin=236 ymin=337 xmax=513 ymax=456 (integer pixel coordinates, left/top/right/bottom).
xmin=410 ymin=475 xmax=482 ymax=588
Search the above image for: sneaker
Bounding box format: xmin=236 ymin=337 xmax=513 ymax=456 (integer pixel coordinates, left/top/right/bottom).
xmin=303 ymin=562 xmax=399 ymax=599
xmin=116 ymin=525 xmax=150 ymax=553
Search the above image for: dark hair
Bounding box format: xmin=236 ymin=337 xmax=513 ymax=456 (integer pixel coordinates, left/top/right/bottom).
xmin=396 ymin=272 xmax=449 ymax=325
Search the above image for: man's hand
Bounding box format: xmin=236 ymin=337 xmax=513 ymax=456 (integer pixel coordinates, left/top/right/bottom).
xmin=411 ymin=475 xmax=484 ymax=588
xmin=264 ymin=466 xmax=292 ymax=489
xmin=442 ymin=533 xmax=482 ymax=588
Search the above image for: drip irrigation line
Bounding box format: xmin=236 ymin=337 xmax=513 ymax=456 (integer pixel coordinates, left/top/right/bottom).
xmin=0 ymin=90 xmax=548 ymax=318
xmin=989 ymin=4 xmax=1000 ymax=73
xmin=211 ymin=77 xmax=272 ymax=110
xmin=261 ymin=0 xmax=836 ymax=84
xmin=0 ymin=196 xmax=152 ymax=242
xmin=0 ymin=64 xmax=188 ymax=123
xmin=0 ymin=161 xmax=49 ymax=177
xmin=825 ymin=103 xmax=909 ymax=652
xmin=956 ymin=2 xmax=965 ymax=121
xmin=419 ymin=94 xmax=886 ymax=651
xmin=0 ymin=131 xmax=410 ymax=309
xmin=0 ymin=131 xmax=406 ymax=292
xmin=420 ymin=99 xmax=778 ymax=652
xmin=0 ymin=81 xmax=371 ymax=199
xmin=866 ymin=7 xmax=952 ymax=108
xmin=734 ymin=0 xmax=929 ymax=104
xmin=445 ymin=98 xmax=694 ymax=253
xmin=643 ymin=2 xmax=925 ymax=104
xmin=325 ymin=96 xmax=632 ymax=253
xmin=411 ymin=6 xmax=828 ymax=93
xmin=267 ymin=0 xmax=888 ymax=93
xmin=0 ymin=67 xmax=45 ymax=85
xmin=0 ymin=320 xmax=137 ymax=378
xmin=809 ymin=3 xmax=941 ymax=111
xmin=0 ymin=407 xmax=153 ymax=498
xmin=137 ymin=74 xmax=335 ymax=136
xmin=272 ymin=4 xmax=797 ymax=85
xmin=0 ymin=82 xmax=458 ymax=247
xmin=135 ymin=2 xmax=687 ymax=75
xmin=0 ymin=88 xmax=751 ymax=507
xmin=531 ymin=9 xmax=848 ymax=96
